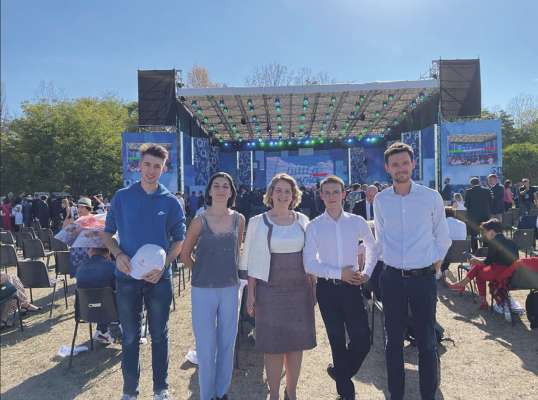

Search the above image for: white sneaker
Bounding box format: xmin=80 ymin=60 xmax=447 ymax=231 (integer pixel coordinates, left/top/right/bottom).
xmin=153 ymin=390 xmax=171 ymax=400
xmin=509 ymin=296 xmax=525 ymax=315
xmin=185 ymin=349 xmax=198 ymax=365
xmin=94 ymin=329 xmax=113 ymax=345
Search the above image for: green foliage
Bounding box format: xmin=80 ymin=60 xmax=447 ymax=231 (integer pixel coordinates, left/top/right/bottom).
xmin=503 ymin=143 xmax=538 ymax=182
xmin=1 ymin=97 xmax=137 ymax=197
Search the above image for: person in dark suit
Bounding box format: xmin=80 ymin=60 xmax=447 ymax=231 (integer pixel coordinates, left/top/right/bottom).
xmin=464 ymin=177 xmax=493 ymax=251
xmin=35 ymin=195 xmax=51 ymax=229
xmin=440 ymin=177 xmax=453 ymax=202
xmin=352 ymin=185 xmax=378 ymax=221
xmin=488 ymin=174 xmax=505 ymax=219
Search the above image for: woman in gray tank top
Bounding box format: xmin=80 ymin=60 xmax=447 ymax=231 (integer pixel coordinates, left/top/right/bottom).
xmin=180 ymin=172 xmax=245 ymax=400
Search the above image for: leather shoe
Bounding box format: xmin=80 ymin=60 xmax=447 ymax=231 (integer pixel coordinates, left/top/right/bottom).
xmin=326 ymin=363 xmax=337 ymax=381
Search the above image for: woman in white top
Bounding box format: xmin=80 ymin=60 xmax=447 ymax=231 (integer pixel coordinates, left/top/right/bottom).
xmin=452 ymin=192 xmax=466 ymax=210
xmin=243 ymin=173 xmax=316 ymax=400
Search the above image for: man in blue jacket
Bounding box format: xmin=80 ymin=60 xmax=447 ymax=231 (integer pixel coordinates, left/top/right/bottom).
xmin=103 ymin=144 xmax=185 ymax=400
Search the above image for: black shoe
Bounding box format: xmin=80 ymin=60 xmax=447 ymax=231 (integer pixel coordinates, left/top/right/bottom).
xmin=216 ymin=396 xmax=228 ymax=400
xmin=326 ymin=363 xmax=336 ymax=381
xmin=284 ymin=388 xmax=290 ymax=400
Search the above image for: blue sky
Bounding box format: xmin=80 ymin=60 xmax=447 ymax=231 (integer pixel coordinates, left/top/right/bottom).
xmin=2 ymin=0 xmax=537 ymax=116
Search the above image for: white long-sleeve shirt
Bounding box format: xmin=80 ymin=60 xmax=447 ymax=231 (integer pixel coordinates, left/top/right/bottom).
xmin=303 ymin=210 xmax=378 ymax=279
xmin=373 ymin=181 xmax=452 ymax=270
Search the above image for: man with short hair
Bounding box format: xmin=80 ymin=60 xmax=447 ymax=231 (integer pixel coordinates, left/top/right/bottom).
xmin=373 ymin=142 xmax=451 ymax=400
xmin=304 ymin=175 xmax=377 ymax=400
xmin=440 ymin=177 xmax=453 ymax=202
xmin=465 ymin=177 xmax=493 ymax=251
xmin=488 ymin=174 xmax=504 ymax=220
xmin=519 ymin=178 xmax=537 ymax=215
xmin=352 ymin=185 xmax=378 ymax=221
xmin=104 ymin=144 xmax=185 ymax=400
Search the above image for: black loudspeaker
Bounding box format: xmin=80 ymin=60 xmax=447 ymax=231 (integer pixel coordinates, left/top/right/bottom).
xmin=439 ymin=59 xmax=481 ymax=118
xmin=138 ymin=70 xmax=177 ymax=126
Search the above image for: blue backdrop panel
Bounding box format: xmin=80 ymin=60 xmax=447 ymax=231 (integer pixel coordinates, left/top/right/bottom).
xmin=122 ymin=132 xmax=178 ymax=192
xmin=440 ymin=119 xmax=502 ymax=186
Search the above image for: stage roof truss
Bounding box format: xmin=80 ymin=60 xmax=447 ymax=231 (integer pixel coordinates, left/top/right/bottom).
xmin=177 ymin=80 xmax=439 ymax=143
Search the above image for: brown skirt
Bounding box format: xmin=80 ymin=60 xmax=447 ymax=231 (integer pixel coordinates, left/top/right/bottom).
xmin=255 ymin=251 xmax=316 ymax=354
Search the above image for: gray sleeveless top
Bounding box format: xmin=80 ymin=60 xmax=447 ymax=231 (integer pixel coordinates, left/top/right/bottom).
xmin=191 ymin=212 xmax=240 ymax=288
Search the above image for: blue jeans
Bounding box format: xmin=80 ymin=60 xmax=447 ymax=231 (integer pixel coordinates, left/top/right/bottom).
xmin=116 ymin=276 xmax=173 ymax=396
xmin=192 ymin=285 xmax=239 ymax=400
xmin=380 ymin=267 xmax=438 ymax=400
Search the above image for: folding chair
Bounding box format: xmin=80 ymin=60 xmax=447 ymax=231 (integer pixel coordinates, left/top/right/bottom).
xmin=69 ymin=287 xmax=119 ymax=368
xmin=490 ymin=258 xmax=538 ymax=326
xmin=23 ymin=238 xmax=54 ymax=267
xmin=17 ymin=260 xmax=57 ymax=317
xmin=501 ymin=212 xmax=515 ymax=238
xmin=444 ymin=239 xmax=476 ymax=295
xmin=31 ymin=220 xmax=42 ymax=232
xmin=51 ymin=237 xmax=69 ymax=251
xmin=21 ymin=227 xmax=37 ymax=239
xmin=0 ymin=231 xmax=16 ymax=246
xmin=513 ymin=229 xmax=535 ymax=257
xmin=16 ymin=231 xmax=34 ymax=252
xmin=38 ymin=228 xmax=54 ymax=250
xmin=0 ymin=244 xmax=19 ymax=273
xmin=54 ymin=250 xmax=72 ymax=309
xmin=0 ymin=283 xmax=24 ymax=332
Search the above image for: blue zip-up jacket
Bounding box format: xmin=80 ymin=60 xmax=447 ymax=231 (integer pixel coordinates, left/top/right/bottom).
xmin=105 ymin=181 xmax=186 ymax=280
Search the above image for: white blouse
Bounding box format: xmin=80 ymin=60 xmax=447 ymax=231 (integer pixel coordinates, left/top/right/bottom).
xmin=270 ymin=222 xmax=305 ymax=253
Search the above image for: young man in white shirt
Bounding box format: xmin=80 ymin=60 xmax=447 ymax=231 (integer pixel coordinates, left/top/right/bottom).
xmin=304 ymin=175 xmax=377 ymax=400
xmin=372 ymin=142 xmax=451 ymax=400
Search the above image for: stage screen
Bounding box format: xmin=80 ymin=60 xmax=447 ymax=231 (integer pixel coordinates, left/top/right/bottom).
xmin=122 ymin=132 xmax=178 ymax=192
xmin=447 ymin=134 xmax=497 ymax=166
xmin=440 ymin=119 xmax=502 ymax=186
xmin=263 ymin=150 xmax=346 ymax=187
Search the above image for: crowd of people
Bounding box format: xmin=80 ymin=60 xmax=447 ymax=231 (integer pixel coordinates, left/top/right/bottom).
xmin=1 ymin=141 xmax=537 ymax=400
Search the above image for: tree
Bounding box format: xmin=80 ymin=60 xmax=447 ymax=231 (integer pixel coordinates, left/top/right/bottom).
xmin=245 ymin=63 xmax=334 ymax=87
xmin=1 ymin=97 xmax=137 ymax=197
xmin=186 ymin=65 xmax=223 ymax=88
xmin=503 ymin=143 xmax=538 ymax=182
xmin=507 ymin=93 xmax=538 ymax=129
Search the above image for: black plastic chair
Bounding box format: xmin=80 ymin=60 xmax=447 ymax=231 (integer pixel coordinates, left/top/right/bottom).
xmin=23 ymin=238 xmax=54 ymax=267
xmin=54 ymin=250 xmax=72 ymax=309
xmin=0 ymin=231 xmax=16 ymax=246
xmin=0 ymin=244 xmax=19 ymax=273
xmin=51 ymin=237 xmax=69 ymax=251
xmin=0 ymin=283 xmax=24 ymax=332
xmin=69 ymin=287 xmax=118 ymax=368
xmin=21 ymin=227 xmax=37 ymax=239
xmin=38 ymin=228 xmax=54 ymax=250
xmin=16 ymin=231 xmax=34 ymax=252
xmin=513 ymin=229 xmax=535 ymax=257
xmin=17 ymin=260 xmax=57 ymax=317
xmin=501 ymin=212 xmax=516 ymax=238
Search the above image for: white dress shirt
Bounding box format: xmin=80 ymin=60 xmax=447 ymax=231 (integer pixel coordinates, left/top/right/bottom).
xmin=303 ymin=210 xmax=378 ymax=279
xmin=373 ymin=181 xmax=452 ymax=270
xmin=446 ymin=217 xmax=467 ymax=240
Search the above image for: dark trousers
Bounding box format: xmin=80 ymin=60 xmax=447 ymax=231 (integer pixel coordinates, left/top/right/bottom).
xmin=380 ymin=267 xmax=438 ymax=400
xmin=317 ymin=279 xmax=371 ymax=398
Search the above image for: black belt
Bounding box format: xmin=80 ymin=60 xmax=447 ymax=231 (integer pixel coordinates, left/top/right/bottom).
xmin=318 ymin=277 xmax=346 ymax=286
xmin=385 ymin=265 xmax=434 ymax=278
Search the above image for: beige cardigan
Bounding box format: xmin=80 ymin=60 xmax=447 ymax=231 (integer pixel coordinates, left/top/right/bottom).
xmin=239 ymin=211 xmax=309 ymax=282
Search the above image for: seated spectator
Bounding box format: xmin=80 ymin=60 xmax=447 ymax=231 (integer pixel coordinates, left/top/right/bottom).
xmin=447 ymin=219 xmax=519 ymax=309
xmin=1 ymin=272 xmax=40 ymax=329
xmin=441 ymin=207 xmax=468 ymax=278
xmin=75 ymin=240 xmax=116 ymax=344
xmin=452 ymin=192 xmax=466 ymax=210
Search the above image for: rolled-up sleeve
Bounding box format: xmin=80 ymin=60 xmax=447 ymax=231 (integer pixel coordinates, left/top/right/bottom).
xmin=432 ymin=192 xmax=452 ymax=262
xmin=303 ymin=222 xmax=342 ymax=279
